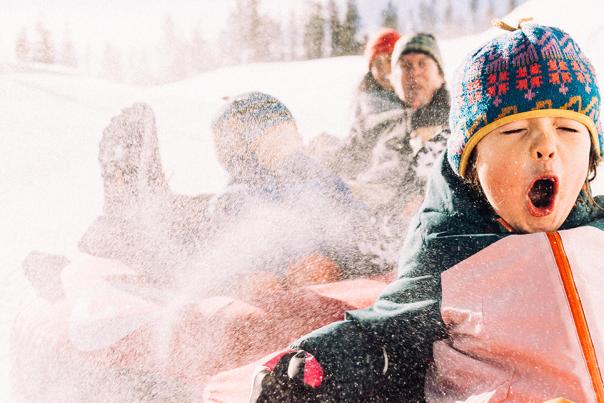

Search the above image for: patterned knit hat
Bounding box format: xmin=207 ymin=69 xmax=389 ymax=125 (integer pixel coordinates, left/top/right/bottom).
xmin=211 ymin=91 xmax=294 ymax=143
xmin=211 ymin=92 xmax=296 ymax=176
xmin=365 ymin=28 xmax=401 ymax=68
xmin=448 ymin=23 xmax=602 ymax=177
xmin=391 ymin=33 xmax=444 ymax=74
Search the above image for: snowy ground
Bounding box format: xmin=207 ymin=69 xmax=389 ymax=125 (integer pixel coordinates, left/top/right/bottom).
xmin=2 ymin=0 xmax=604 ymax=399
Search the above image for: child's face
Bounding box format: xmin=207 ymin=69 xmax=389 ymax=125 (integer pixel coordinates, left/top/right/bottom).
xmin=474 ymin=116 xmax=592 ymax=233
xmin=253 ymin=121 xmax=304 ymax=171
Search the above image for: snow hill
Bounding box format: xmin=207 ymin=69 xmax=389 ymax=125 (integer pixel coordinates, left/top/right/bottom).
xmin=1 ymin=0 xmax=603 ymax=399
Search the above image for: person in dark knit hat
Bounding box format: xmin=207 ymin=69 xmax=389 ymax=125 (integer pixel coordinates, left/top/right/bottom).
xmin=341 ymin=33 xmax=451 ymax=268
xmin=390 ymin=32 xmax=449 ymax=122
xmin=249 ymin=22 xmax=604 ymax=402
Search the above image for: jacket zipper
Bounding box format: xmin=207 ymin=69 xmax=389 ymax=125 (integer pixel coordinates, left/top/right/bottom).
xmin=547 ymin=231 xmax=604 ymax=402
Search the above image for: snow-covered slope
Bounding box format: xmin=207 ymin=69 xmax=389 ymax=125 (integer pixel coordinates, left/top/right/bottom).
xmin=1 ymin=0 xmax=603 ymax=399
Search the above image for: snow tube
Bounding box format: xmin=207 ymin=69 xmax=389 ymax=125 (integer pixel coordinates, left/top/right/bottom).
xmin=11 ymin=252 xmax=391 ymax=402
xmin=425 ymin=226 xmax=604 ymax=403
xmin=204 ymin=227 xmax=604 ymax=403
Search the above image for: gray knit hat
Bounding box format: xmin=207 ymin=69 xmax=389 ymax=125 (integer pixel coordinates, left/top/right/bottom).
xmin=391 ymin=33 xmax=444 ymax=74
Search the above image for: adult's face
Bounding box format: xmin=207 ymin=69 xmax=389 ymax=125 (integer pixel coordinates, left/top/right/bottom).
xmin=396 ymin=52 xmax=444 ymax=109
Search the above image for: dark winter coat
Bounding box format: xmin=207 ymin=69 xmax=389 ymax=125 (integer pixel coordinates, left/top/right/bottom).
xmin=332 ymin=73 xmax=403 ymax=178
xmin=199 ymin=152 xmax=384 ymax=283
xmin=351 ymin=86 xmax=451 ymax=268
xmin=358 ymin=84 xmax=450 ymax=196
xmin=289 ymin=151 xmax=604 ymax=401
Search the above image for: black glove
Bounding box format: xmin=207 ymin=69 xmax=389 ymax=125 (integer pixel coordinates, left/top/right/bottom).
xmin=249 ymin=349 xmax=325 ymax=403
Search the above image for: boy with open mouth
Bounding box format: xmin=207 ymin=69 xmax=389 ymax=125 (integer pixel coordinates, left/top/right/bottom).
xmin=248 ymin=22 xmax=604 ymax=402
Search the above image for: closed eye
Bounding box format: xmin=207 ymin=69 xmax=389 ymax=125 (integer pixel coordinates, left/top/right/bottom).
xmin=500 ymin=128 xmax=526 ymax=135
xmin=557 ymin=126 xmax=579 ymax=133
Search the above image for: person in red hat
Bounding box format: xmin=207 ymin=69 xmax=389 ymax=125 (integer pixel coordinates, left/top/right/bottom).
xmin=330 ymin=28 xmax=403 ymax=178
xmin=364 ymin=28 xmax=401 ymax=93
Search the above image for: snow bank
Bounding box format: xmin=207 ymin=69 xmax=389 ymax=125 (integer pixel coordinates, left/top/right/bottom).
xmin=1 ymin=0 xmax=603 ymax=398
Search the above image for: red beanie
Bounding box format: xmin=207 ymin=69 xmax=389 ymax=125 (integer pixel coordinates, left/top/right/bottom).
xmin=365 ymin=28 xmax=401 ymax=68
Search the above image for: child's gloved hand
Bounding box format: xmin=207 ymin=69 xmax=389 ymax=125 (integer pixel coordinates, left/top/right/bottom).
xmin=249 ymin=349 xmax=325 ymax=403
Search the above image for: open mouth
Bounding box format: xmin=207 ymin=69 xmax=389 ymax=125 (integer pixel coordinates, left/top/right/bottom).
xmin=527 ymin=176 xmax=558 ymax=217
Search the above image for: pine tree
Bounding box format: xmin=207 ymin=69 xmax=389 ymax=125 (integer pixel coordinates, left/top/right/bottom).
xmin=191 ymin=23 xmax=210 ymax=73
xmin=15 ymin=28 xmax=30 ymax=63
xmin=469 ymin=0 xmax=481 ymax=28
xmin=327 ymin=0 xmax=342 ymax=56
xmin=126 ymin=48 xmax=153 ymax=85
xmin=443 ymin=0 xmax=450 ymax=34
xmin=285 ymin=8 xmax=301 ymax=61
xmin=32 ymin=22 xmax=55 ymax=64
xmin=220 ymin=0 xmax=282 ymax=63
xmin=246 ymin=0 xmax=264 ymax=61
xmin=303 ymin=2 xmax=325 ymax=59
xmin=418 ymin=0 xmax=437 ymax=33
xmin=159 ymin=16 xmax=188 ymax=81
xmin=59 ymin=26 xmax=77 ymax=67
xmin=340 ymin=0 xmax=361 ymax=55
xmin=380 ymin=1 xmax=399 ymax=31
xmin=256 ymin=15 xmax=284 ymax=61
xmin=101 ymin=43 xmax=123 ymax=81
xmin=485 ymin=0 xmax=497 ymax=26
xmin=406 ymin=5 xmax=416 ymax=34
xmin=221 ymin=0 xmax=247 ymax=65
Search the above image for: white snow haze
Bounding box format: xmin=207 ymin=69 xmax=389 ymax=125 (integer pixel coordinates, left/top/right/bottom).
xmin=2 ymin=0 xmax=604 ymax=401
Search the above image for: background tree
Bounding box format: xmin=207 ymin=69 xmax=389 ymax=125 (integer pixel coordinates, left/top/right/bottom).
xmin=256 ymin=15 xmax=284 ymax=61
xmin=285 ymin=8 xmax=302 ymax=61
xmin=327 ymin=0 xmax=342 ymax=56
xmin=246 ymin=0 xmax=264 ymax=61
xmin=158 ymin=16 xmax=188 ymax=81
xmin=220 ymin=0 xmax=247 ymax=65
xmin=59 ymin=26 xmax=77 ymax=67
xmin=380 ymin=1 xmax=399 ymax=31
xmin=444 ymin=1 xmax=454 ymax=28
xmin=418 ymin=0 xmax=437 ymax=32
xmin=485 ymin=0 xmax=497 ymax=25
xmin=303 ymin=2 xmax=326 ymax=59
xmin=15 ymin=28 xmax=30 ymax=63
xmin=32 ymin=22 xmax=55 ymax=64
xmin=339 ymin=0 xmax=360 ymax=55
xmin=101 ymin=43 xmax=123 ymax=81
xmin=189 ymin=23 xmax=209 ymax=74
xmin=125 ymin=47 xmax=152 ymax=85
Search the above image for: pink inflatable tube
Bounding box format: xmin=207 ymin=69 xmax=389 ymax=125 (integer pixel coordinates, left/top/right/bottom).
xmin=11 ymin=253 xmax=390 ymax=401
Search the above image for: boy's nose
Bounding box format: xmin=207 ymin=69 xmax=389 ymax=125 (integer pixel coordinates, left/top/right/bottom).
xmin=530 ymin=132 xmax=556 ymax=161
